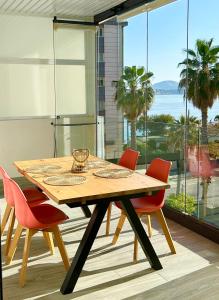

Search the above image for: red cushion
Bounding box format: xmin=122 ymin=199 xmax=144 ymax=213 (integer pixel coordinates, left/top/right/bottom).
xmin=28 ymin=204 xmax=68 ymax=229
xmin=115 ymin=191 xmax=165 ymax=213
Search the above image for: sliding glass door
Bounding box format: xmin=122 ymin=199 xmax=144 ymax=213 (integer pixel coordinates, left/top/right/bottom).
xmin=53 ymin=23 xmax=97 ymax=157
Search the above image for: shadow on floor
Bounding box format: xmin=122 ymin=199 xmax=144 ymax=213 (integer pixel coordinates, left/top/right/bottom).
xmin=3 ymin=260 xmax=155 ymax=300
xmin=123 ymin=263 xmax=219 ymax=300
xmin=140 ymin=214 xmax=219 ymax=264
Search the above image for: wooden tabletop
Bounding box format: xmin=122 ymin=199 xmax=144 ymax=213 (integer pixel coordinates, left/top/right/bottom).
xmin=14 ymin=156 xmax=170 ymax=205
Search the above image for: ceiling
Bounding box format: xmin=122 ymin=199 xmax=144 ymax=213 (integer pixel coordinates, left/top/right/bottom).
xmin=118 ymin=0 xmax=175 ymax=20
xmin=0 ymin=0 xmax=126 ymax=20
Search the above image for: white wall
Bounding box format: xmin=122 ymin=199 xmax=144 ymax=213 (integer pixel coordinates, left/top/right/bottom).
xmin=0 ymin=15 xmax=55 ymax=118
xmin=0 ymin=15 xmax=95 ymax=118
xmin=54 ymin=26 xmax=85 ymax=60
xmin=0 ymin=64 xmax=55 ymax=118
xmin=0 ymin=15 xmax=96 ymax=176
xmin=0 ymin=119 xmax=54 ymax=177
xmin=0 ymin=15 xmax=53 ymax=59
xmin=54 ymin=25 xmax=96 ymax=117
xmin=56 ymin=65 xmax=86 ymax=115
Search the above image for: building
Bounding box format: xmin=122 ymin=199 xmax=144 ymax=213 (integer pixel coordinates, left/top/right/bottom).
xmin=97 ymin=19 xmax=128 ymax=160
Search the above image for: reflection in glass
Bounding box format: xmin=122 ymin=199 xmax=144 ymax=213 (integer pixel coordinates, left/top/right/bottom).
xmin=187 ymin=0 xmax=219 ymax=226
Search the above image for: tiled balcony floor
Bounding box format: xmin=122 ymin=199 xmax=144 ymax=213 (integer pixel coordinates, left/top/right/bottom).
xmin=1 ymin=198 xmax=219 ymax=300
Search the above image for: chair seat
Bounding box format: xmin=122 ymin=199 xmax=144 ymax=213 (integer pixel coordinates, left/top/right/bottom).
xmin=27 ymin=204 xmax=69 ymax=229
xmin=115 ymin=194 xmax=164 ymax=213
xmin=112 ymin=158 xmax=175 ymax=262
xmin=23 ymin=188 xmax=49 ymax=206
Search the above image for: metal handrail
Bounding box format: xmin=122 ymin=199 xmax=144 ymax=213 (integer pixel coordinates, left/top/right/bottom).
xmin=51 ymin=122 xmax=97 ymax=126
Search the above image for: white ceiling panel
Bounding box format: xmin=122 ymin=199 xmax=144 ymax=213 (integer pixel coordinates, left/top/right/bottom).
xmin=0 ymin=0 xmax=126 ymax=20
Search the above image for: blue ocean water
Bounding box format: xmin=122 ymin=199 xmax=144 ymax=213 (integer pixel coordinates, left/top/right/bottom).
xmin=124 ymin=94 xmax=219 ymax=142
xmin=149 ymin=94 xmax=219 ymax=121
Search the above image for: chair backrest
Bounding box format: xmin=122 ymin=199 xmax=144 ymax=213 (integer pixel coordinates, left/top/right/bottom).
xmin=0 ymin=166 xmax=14 ymax=207
xmin=118 ymin=148 xmax=140 ymax=170
xmin=146 ymin=158 xmax=172 ymax=183
xmin=8 ymin=178 xmax=40 ymax=228
xmin=145 ymin=158 xmax=172 ymax=206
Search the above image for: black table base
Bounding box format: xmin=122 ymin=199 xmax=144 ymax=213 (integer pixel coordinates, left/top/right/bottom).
xmin=120 ymin=199 xmax=162 ymax=270
xmin=61 ymin=196 xmax=162 ymax=295
xmin=80 ymin=205 xmax=92 ymax=218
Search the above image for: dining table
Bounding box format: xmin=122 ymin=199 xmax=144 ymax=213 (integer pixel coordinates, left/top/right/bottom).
xmin=14 ymin=155 xmax=170 ymax=295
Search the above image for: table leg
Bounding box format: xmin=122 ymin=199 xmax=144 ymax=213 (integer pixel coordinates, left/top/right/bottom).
xmin=81 ymin=205 xmax=92 ymax=218
xmin=120 ymin=199 xmax=162 ymax=270
xmin=60 ymin=199 xmax=110 ymax=295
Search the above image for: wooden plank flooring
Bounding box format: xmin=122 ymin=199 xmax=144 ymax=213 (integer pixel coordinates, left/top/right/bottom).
xmin=1 ymin=198 xmax=219 ymax=300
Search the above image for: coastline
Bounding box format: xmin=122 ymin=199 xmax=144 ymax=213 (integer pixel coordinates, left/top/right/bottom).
xmin=149 ymin=94 xmax=219 ymax=121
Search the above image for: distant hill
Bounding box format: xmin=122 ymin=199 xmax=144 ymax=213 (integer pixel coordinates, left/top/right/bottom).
xmin=153 ymin=80 xmax=183 ymax=95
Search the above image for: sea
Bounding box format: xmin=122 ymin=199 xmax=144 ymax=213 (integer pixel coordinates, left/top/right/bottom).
xmin=149 ymin=94 xmax=219 ymax=121
xmin=124 ymin=94 xmax=219 ymax=142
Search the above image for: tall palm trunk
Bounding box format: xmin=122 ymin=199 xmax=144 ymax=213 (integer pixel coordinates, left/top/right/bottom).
xmin=201 ymin=107 xmax=208 ymax=145
xmin=200 ymin=107 xmax=209 ymax=216
xmin=130 ymin=120 xmax=137 ymax=150
xmin=201 ymin=178 xmax=209 ymax=217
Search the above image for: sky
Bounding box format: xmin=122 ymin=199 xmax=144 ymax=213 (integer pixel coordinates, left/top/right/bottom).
xmin=123 ymin=0 xmax=219 ymax=84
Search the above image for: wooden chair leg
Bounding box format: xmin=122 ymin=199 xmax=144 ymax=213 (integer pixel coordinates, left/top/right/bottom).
xmin=112 ymin=211 xmax=126 ymax=245
xmin=156 ymin=209 xmax=176 ymax=254
xmin=43 ymin=231 xmax=55 ymax=255
xmin=19 ymin=229 xmax=36 ymax=287
xmin=6 ymin=223 xmax=23 ymax=265
xmin=52 ymin=225 xmax=69 ymax=270
xmin=146 ymin=214 xmax=152 ymax=238
xmin=106 ymin=202 xmax=112 ymax=236
xmin=4 ymin=208 xmax=15 ymax=256
xmin=133 ymin=234 xmax=138 ymax=263
xmin=1 ymin=204 xmax=12 ymax=236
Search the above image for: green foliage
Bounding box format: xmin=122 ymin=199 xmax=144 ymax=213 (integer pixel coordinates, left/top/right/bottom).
xmin=175 ymin=115 xmax=200 ymax=126
xmin=178 ymin=38 xmax=219 ymax=144
xmin=129 ymin=139 xmax=166 ymax=162
xmin=137 ymin=114 xmax=175 ymax=136
xmin=115 ymin=66 xmax=154 ymax=121
xmin=136 ymin=113 xmax=201 ymax=155
xmin=166 ymin=193 xmax=196 ymax=215
xmin=166 ymin=114 xmax=200 ymax=153
xmin=148 ymin=114 xmax=176 ymax=124
xmin=208 ymin=142 xmax=219 ymax=158
xmin=115 ymin=66 xmax=154 ymax=149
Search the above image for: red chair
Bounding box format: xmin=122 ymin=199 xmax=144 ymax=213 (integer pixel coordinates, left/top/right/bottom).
xmin=118 ymin=148 xmax=140 ymax=170
xmin=0 ymin=166 xmax=49 ymax=256
xmin=112 ymin=158 xmax=176 ymax=262
xmin=105 ymin=148 xmax=139 ymax=235
xmin=6 ymin=178 xmax=70 ymax=287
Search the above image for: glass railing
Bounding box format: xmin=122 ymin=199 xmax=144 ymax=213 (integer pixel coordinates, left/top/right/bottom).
xmin=195 ymin=122 xmax=219 ymax=227
xmin=125 ymin=120 xmax=187 ymax=205
xmin=54 ymin=116 xmax=97 ymax=157
xmin=54 ymin=116 xmax=219 ymax=229
xmin=121 ymin=120 xmax=219 ymax=229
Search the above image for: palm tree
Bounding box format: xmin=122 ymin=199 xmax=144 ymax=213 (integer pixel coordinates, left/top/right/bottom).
xmin=115 ymin=66 xmax=154 ymax=149
xmin=178 ymin=38 xmax=219 ymax=145
xmin=168 ymin=115 xmax=200 ymax=153
xmin=175 ymin=115 xmax=200 ymax=126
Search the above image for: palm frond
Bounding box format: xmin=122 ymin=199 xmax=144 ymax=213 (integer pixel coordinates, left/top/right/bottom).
xmin=115 ymin=66 xmax=154 ymax=120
